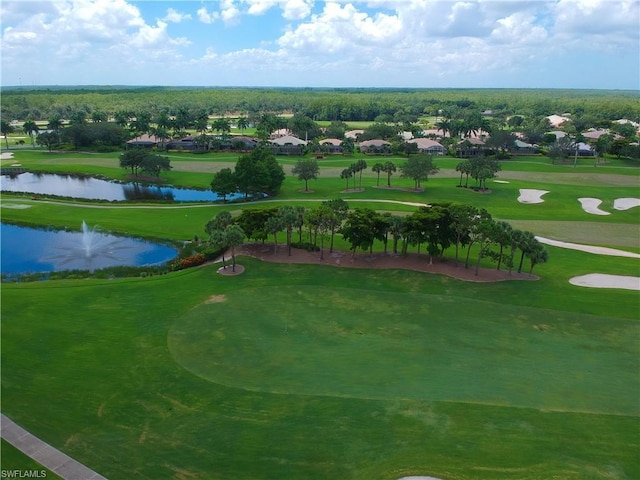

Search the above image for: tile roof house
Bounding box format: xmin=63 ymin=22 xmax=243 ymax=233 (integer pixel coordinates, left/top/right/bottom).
xmin=126 ymin=134 xmax=165 ymax=149
xmin=269 ymin=135 xmax=307 ymax=155
xmin=359 ymin=139 xmax=391 ymax=154
xmin=407 ymin=138 xmax=446 ymax=155
xmin=345 ymin=130 xmax=365 ymax=140
xmin=319 ymin=138 xmax=344 ymax=154
xmin=546 ymin=114 xmax=571 ymax=128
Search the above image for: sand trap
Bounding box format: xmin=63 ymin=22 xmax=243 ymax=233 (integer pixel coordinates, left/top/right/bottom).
xmin=1 ymin=203 xmax=33 ymax=209
xmin=536 ymin=236 xmax=640 ymax=259
xmin=613 ymin=198 xmax=640 ymax=211
xmin=569 ymin=274 xmax=640 ymax=291
xmin=493 ymin=180 xmax=509 ymax=184
xmin=578 ymin=198 xmax=610 ymax=215
xmin=518 ymin=189 xmax=549 ymax=204
xmin=0 ymin=152 xmax=15 ymax=159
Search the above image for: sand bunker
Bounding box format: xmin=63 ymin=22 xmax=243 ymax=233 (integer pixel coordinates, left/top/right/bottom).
xmin=1 ymin=203 xmax=33 ymax=209
xmin=0 ymin=152 xmax=15 ymax=159
xmin=493 ymin=180 xmax=509 ymax=184
xmin=613 ymin=198 xmax=640 ymax=211
xmin=578 ymin=198 xmax=610 ymax=215
xmin=536 ymin=237 xmax=640 ymax=259
xmin=569 ymin=274 xmax=640 ymax=291
xmin=518 ymin=189 xmax=549 ymax=204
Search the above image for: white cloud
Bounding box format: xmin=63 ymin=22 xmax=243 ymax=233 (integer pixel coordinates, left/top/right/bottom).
xmin=197 ymin=6 xmax=219 ymax=24
xmin=163 ymin=7 xmax=191 ymax=23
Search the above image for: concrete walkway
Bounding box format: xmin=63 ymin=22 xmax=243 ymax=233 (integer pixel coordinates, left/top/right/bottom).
xmin=1 ymin=414 xmax=108 ymax=480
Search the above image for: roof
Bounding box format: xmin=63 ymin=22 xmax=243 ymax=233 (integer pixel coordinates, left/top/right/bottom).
xmin=345 ymin=130 xmax=364 ymax=139
xmin=127 ymin=134 xmax=165 ymax=144
xmin=319 ymin=138 xmax=342 ymax=146
xmin=359 ymin=139 xmax=391 ymax=147
xmin=407 ymin=138 xmax=445 ymax=150
xmin=270 ymin=135 xmax=307 ymax=146
xmin=546 ymin=114 xmax=570 ymax=127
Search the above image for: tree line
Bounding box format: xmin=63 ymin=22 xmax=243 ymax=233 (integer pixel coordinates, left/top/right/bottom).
xmin=3 ymin=87 xmax=638 ymax=124
xmin=204 ymin=201 xmax=548 ymax=277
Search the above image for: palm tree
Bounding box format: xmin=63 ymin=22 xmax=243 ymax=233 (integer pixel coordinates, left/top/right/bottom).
xmin=47 ymin=115 xmax=63 ymax=132
xmin=372 ymin=162 xmax=384 ymax=186
xmin=23 ymin=120 xmax=39 ymax=148
xmin=1 ymin=120 xmax=14 ymax=149
xmin=382 ymin=161 xmax=396 ymax=187
xmin=236 ymin=116 xmax=249 ymax=133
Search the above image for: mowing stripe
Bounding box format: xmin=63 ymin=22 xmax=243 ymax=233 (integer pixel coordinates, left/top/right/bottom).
xmin=1 ymin=413 xmax=107 ymax=480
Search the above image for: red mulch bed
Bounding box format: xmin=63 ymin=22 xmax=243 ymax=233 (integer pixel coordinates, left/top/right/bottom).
xmin=237 ymin=243 xmax=537 ymax=283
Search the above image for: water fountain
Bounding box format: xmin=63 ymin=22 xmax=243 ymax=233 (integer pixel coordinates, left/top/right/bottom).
xmin=1 ymin=222 xmax=178 ymax=276
xmin=46 ymin=221 xmax=132 ymax=271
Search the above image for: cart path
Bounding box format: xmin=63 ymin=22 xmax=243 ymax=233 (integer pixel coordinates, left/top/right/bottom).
xmin=1 ymin=197 xmax=428 ymax=209
xmin=1 ymin=413 xmax=108 ymax=480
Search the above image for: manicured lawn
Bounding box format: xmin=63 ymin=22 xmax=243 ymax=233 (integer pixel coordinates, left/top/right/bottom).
xmin=1 ymin=147 xmax=639 ymax=479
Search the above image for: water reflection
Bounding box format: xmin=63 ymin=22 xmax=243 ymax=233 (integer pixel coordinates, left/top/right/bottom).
xmin=1 ymin=172 xmax=240 ymax=202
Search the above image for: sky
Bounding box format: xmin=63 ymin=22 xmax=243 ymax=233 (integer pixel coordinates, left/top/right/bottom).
xmin=1 ymin=0 xmax=639 ymax=89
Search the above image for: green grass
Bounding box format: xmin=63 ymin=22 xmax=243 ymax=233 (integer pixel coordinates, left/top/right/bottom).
xmin=0 ymin=440 xmax=62 ymax=479
xmin=1 ymin=259 xmax=638 ymax=479
xmin=1 ymin=147 xmax=639 ymax=479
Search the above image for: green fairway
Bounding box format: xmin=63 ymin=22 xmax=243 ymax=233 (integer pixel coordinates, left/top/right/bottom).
xmin=169 ymin=284 xmax=638 ymax=414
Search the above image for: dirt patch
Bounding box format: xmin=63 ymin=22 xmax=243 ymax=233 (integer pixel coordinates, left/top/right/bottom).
xmin=217 ymin=265 xmax=245 ymax=276
xmin=237 ymin=243 xmax=535 ymax=283
xmin=205 ymin=294 xmax=227 ymax=303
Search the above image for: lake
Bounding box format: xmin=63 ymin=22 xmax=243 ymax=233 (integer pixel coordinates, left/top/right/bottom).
xmin=0 ymin=172 xmax=242 ymax=202
xmin=1 ymin=223 xmax=178 ymax=275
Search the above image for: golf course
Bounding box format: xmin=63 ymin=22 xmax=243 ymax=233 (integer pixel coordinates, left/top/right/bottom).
xmin=1 ymin=147 xmax=638 ymax=480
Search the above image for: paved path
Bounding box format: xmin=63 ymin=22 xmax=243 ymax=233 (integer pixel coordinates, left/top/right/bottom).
xmin=1 ymin=414 xmax=107 ymax=480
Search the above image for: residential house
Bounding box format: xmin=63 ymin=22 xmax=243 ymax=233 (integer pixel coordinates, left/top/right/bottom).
xmin=270 ymin=135 xmax=307 ymax=155
xmin=359 ymin=139 xmax=391 ymax=154
xmin=407 ymin=138 xmax=446 ymax=155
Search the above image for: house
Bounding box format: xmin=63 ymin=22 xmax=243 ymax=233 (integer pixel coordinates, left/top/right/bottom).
xmin=318 ymin=138 xmax=343 ymax=154
xmin=359 ymin=139 xmax=391 ymax=154
xmin=345 ymin=130 xmax=364 ymax=140
xmin=126 ymin=134 xmax=164 ymax=149
xmin=421 ymin=128 xmax=449 ymax=139
xmin=512 ymin=140 xmax=539 ymax=154
xmin=269 ymin=128 xmax=293 ymax=139
xmin=220 ymin=135 xmax=258 ymax=151
xmin=582 ymin=129 xmax=621 ymax=142
xmin=546 ymin=114 xmax=571 ymax=128
xmin=407 ymin=138 xmax=446 ymax=155
xmin=166 ymin=136 xmax=199 ymax=151
xmin=455 ymin=137 xmax=486 ymax=157
xmin=270 ymin=135 xmax=307 ymax=155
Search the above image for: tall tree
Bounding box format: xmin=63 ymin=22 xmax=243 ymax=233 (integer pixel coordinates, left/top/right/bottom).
xmin=277 ymin=206 xmax=298 ymax=256
xmin=292 ymin=158 xmax=320 ymax=191
xmin=382 ymin=161 xmax=396 ymax=187
xmin=372 ymin=162 xmax=384 ymax=186
xmin=210 ymin=168 xmax=237 ymax=201
xmin=323 ymin=198 xmax=349 ymax=253
xmin=1 ymin=120 xmax=14 ymax=149
xmin=225 ymin=224 xmax=246 ymax=272
xmin=400 ymin=154 xmax=439 ymax=189
xmin=205 ymin=211 xmax=234 ymax=269
xmin=22 ymin=120 xmax=39 ymax=148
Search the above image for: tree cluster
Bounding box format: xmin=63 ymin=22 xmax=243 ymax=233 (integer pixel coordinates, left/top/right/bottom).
xmin=210 ymin=146 xmax=285 ymax=200
xmin=205 ymin=201 xmax=547 ymax=277
xmin=119 ymin=149 xmax=172 ymax=179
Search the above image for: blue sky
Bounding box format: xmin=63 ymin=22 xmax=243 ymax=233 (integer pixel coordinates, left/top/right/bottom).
xmin=1 ymin=0 xmax=639 ymax=89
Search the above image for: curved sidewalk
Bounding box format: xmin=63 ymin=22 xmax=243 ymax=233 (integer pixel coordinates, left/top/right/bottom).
xmin=1 ymin=413 xmax=108 ymax=480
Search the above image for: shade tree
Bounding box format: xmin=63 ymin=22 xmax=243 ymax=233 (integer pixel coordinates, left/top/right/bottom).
xmin=400 ymin=154 xmax=439 ymax=189
xmin=292 ymin=158 xmax=320 ymax=191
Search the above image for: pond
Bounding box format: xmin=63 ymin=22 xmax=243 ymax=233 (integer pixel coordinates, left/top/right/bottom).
xmin=0 ymin=172 xmax=242 ymax=202
xmin=1 ymin=222 xmax=178 ymax=275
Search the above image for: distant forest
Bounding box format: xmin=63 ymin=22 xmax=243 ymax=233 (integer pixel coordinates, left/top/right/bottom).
xmin=1 ymin=87 xmax=639 ymax=123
